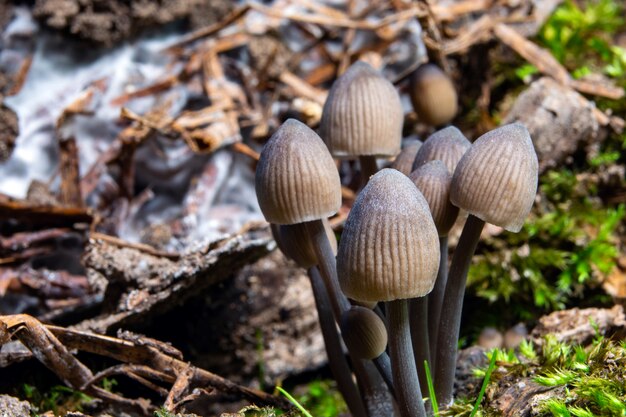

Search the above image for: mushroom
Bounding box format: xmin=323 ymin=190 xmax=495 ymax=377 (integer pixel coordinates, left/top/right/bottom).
xmin=338 ymin=168 xmax=439 ymax=417
xmin=320 ymin=61 xmax=403 ymax=185
xmin=270 ymin=224 xmax=365 ymax=416
xmin=409 ymin=63 xmax=458 ymax=127
xmin=391 ymin=139 xmax=423 ymax=176
xmin=435 ymin=123 xmax=538 ymax=406
xmin=340 ymin=306 xmax=395 ymax=396
xmin=411 ymin=126 xmax=471 ymax=174
xmin=270 ymin=221 xmax=336 ymax=269
xmin=407 ymin=160 xmax=459 ymax=395
xmin=341 ymin=306 xmax=388 ymax=360
xmin=409 ymin=127 xmax=470 ymax=369
xmin=257 ymin=119 xmax=392 ymax=416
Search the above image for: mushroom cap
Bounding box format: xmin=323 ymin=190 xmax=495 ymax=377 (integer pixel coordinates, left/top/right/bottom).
xmin=411 ymin=126 xmax=470 ymax=174
xmin=409 ymin=160 xmax=459 ymax=237
xmin=320 ymin=61 xmax=403 ymax=158
xmin=450 ymin=123 xmax=538 ymax=232
xmin=271 ymin=222 xmax=337 ymax=268
xmin=340 ymin=306 xmax=388 ymax=360
xmin=391 ymin=139 xmax=423 ymax=176
xmin=256 ymin=119 xmax=342 ymax=225
xmin=409 ymin=64 xmax=458 ymax=126
xmin=337 ymin=168 xmax=440 ymax=302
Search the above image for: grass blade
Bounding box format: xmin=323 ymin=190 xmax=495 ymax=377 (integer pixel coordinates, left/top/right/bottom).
xmin=470 ymin=351 xmax=497 ymax=417
xmin=276 ymin=386 xmax=314 ymax=417
xmin=424 ymin=360 xmax=439 ymax=416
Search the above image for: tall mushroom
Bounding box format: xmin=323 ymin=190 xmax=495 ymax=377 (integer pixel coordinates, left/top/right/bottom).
xmin=434 ymin=123 xmax=538 ymax=406
xmin=410 ymin=126 xmax=470 ymax=366
xmin=408 ymin=160 xmax=459 ymax=397
xmin=320 ymin=61 xmax=403 ymax=185
xmin=338 ymin=168 xmax=440 ymax=417
xmin=257 ymin=119 xmax=392 ymax=416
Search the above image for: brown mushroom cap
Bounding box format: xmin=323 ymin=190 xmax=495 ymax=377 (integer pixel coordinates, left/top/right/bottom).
xmin=256 ymin=119 xmax=342 ymax=225
xmin=337 ymin=168 xmax=440 ymax=302
xmin=320 ymin=61 xmax=403 ymax=158
xmin=450 ymin=123 xmax=538 ymax=232
xmin=411 ymin=126 xmax=470 ymax=174
xmin=409 ymin=64 xmax=458 ymax=126
xmin=271 ymin=222 xmax=337 ymax=268
xmin=409 ymin=160 xmax=459 ymax=236
xmin=340 ymin=306 xmax=388 ymax=360
xmin=391 ymin=139 xmax=423 ymax=176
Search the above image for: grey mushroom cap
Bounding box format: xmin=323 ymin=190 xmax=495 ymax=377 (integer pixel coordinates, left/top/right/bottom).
xmin=412 ymin=126 xmax=471 ymax=174
xmin=391 ymin=139 xmax=423 ymax=176
xmin=320 ymin=61 xmax=403 ymax=158
xmin=271 ymin=222 xmax=337 ymax=268
xmin=450 ymin=123 xmax=538 ymax=232
xmin=337 ymin=168 xmax=440 ymax=302
xmin=256 ymin=119 xmax=342 ymax=225
xmin=409 ymin=160 xmax=459 ymax=237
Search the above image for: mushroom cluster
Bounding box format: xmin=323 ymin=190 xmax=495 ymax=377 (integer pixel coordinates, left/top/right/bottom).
xmin=254 ymin=60 xmax=538 ymax=417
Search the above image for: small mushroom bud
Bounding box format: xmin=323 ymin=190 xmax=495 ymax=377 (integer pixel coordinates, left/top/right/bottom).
xmin=321 ymin=61 xmax=403 ymax=159
xmin=450 ymin=123 xmax=538 ymax=233
xmin=411 ymin=126 xmax=471 ymax=174
xmin=409 ymin=64 xmax=458 ymax=127
xmin=271 ymin=221 xmax=337 ymax=268
xmin=341 ymin=306 xmax=388 ymax=360
xmin=409 ymin=161 xmax=458 ymax=237
xmin=478 ymin=327 xmax=504 ymax=349
xmin=256 ymin=119 xmax=341 ymax=225
xmin=391 ymin=139 xmax=423 ymax=176
xmin=503 ymin=323 xmax=527 ymax=349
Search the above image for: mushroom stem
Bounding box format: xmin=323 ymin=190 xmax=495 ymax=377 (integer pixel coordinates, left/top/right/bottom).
xmin=435 ymin=215 xmax=485 ymax=406
xmin=409 ymin=296 xmax=430 ymax=403
xmin=389 ymin=299 xmax=427 ymax=417
xmin=373 ymin=353 xmax=395 ymax=399
xmin=308 ymin=267 xmax=368 ymax=417
xmin=428 ymin=236 xmax=448 ymax=372
xmin=305 ymin=220 xmax=350 ymax=317
xmin=359 ymin=155 xmax=379 ymax=187
xmin=306 ymin=219 xmax=394 ymax=414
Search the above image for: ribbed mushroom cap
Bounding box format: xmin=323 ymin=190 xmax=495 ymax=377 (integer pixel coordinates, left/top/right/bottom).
xmin=320 ymin=61 xmax=403 ymax=158
xmin=409 ymin=161 xmax=459 ymax=237
xmin=337 ymin=169 xmax=440 ymax=302
xmin=450 ymin=123 xmax=538 ymax=233
xmin=411 ymin=126 xmax=470 ymax=174
xmin=340 ymin=306 xmax=388 ymax=360
xmin=271 ymin=222 xmax=337 ymax=268
xmin=391 ymin=139 xmax=423 ymax=176
xmin=410 ymin=64 xmax=458 ymax=126
xmin=256 ymin=119 xmax=342 ymax=225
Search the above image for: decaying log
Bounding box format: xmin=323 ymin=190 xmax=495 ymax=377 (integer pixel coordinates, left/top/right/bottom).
xmin=530 ymin=304 xmax=626 ymax=345
xmin=78 ymin=223 xmax=274 ymax=333
xmin=504 ymin=77 xmax=602 ymax=173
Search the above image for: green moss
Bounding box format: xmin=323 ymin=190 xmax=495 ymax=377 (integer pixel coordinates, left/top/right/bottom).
xmin=22 ymin=383 xmax=93 ymax=416
xmin=450 ymin=335 xmax=626 ymax=416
